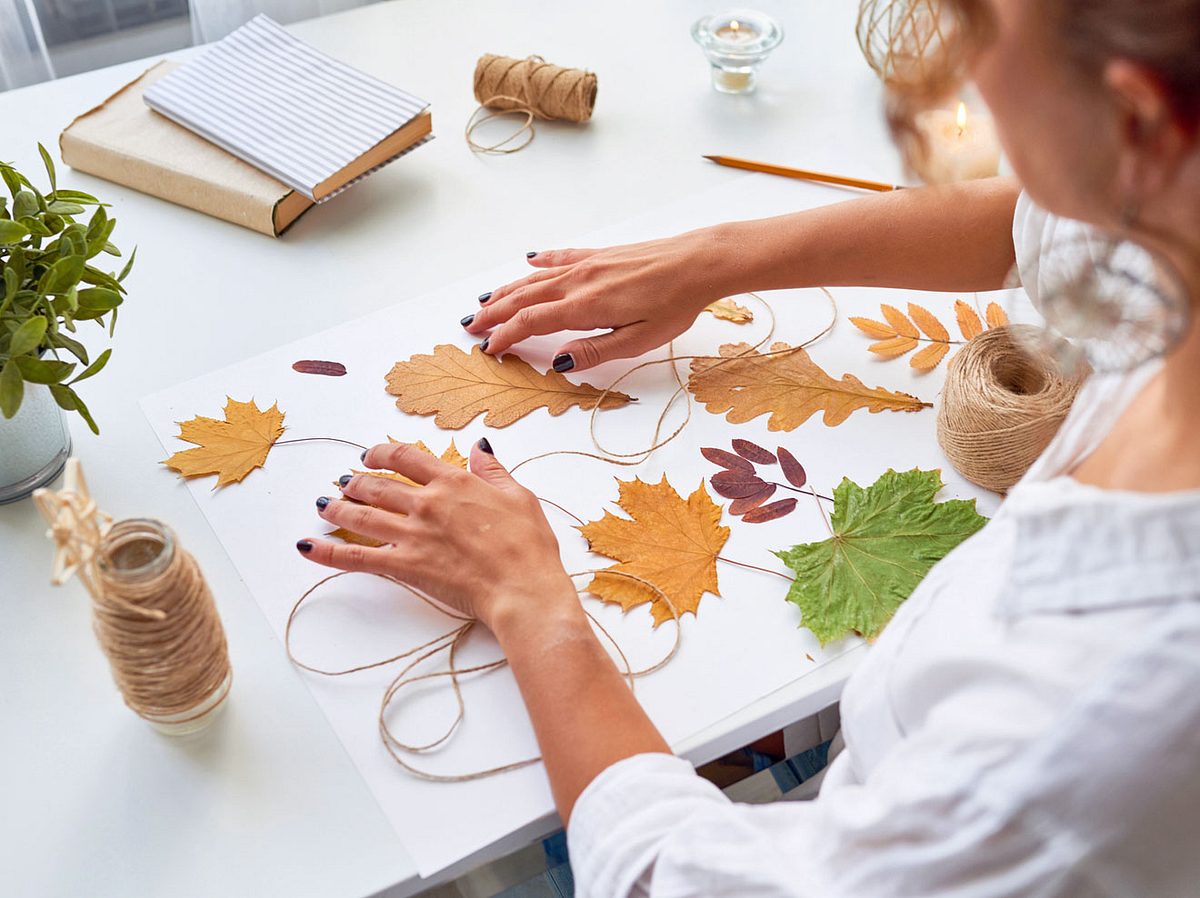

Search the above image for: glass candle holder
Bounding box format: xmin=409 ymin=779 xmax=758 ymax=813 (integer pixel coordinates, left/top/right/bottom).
xmin=691 ymin=9 xmax=784 ymax=94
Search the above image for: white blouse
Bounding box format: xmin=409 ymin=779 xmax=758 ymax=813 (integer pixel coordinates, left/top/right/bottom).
xmin=567 ymin=195 xmax=1200 ymax=898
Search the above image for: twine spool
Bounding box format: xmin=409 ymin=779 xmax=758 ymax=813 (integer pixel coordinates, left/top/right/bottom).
xmin=855 ymin=0 xmax=946 ymax=85
xmin=92 ymin=518 xmax=231 ymax=734
xmin=937 ymin=324 xmax=1089 ymax=494
xmin=467 ymin=54 xmax=598 ymax=154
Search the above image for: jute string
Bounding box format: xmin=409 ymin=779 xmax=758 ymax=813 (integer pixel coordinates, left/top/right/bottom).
xmin=937 ymin=323 xmax=1089 ymax=493
xmin=467 ymin=54 xmax=598 ymax=154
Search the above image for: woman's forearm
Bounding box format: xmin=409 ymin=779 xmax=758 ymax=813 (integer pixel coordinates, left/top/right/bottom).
xmin=707 ymin=175 xmax=1021 ymax=295
xmin=491 ymin=593 xmax=670 ymax=824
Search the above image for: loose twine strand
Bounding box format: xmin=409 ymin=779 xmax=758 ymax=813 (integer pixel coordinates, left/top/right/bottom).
xmin=937 ymin=323 xmax=1088 ymax=494
xmin=467 ymin=54 xmax=598 ymax=155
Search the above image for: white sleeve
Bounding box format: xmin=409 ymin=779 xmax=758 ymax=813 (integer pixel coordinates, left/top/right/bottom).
xmin=1011 ymin=191 xmax=1114 ymax=315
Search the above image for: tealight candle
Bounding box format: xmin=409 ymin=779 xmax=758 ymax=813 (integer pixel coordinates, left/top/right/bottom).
xmin=914 ymin=101 xmax=1002 ymax=183
xmin=692 ymin=9 xmax=784 ymax=95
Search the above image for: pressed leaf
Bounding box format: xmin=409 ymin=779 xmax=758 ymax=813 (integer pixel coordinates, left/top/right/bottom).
xmin=909 ymin=341 xmax=951 ymax=371
xmin=711 ymin=469 xmax=768 ymax=498
xmin=774 ymin=469 xmax=988 ymax=645
xmin=163 ymin=397 xmax=286 ymax=487
xmin=292 ymin=359 xmax=348 ymax=376
xmin=868 ymin=335 xmax=920 ymax=358
xmin=955 ymin=299 xmax=984 ymax=341
xmin=579 ymin=477 xmax=730 ymax=625
xmin=732 ymin=438 xmax=776 ymax=464
xmin=848 ymin=316 xmax=896 ymax=339
xmin=729 ymin=483 xmax=776 ymax=515
xmin=703 ymin=297 xmax=754 ymax=324
xmin=777 ymin=446 xmax=807 ymax=488
xmin=742 ymin=497 xmax=797 ymax=523
xmin=700 ymin=446 xmax=754 ymax=473
xmin=907 ymin=303 xmax=950 ymax=342
xmin=985 ymin=302 xmax=1009 ymax=329
xmin=689 ymin=342 xmax=930 ymax=430
xmin=880 ymin=304 xmax=918 ymax=338
xmin=385 ymin=343 xmax=632 ymax=429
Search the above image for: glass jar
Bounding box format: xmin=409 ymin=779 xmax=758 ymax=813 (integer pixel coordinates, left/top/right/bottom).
xmin=691 ymin=9 xmax=785 ymax=94
xmin=0 ymin=381 xmax=71 ymax=504
xmin=95 ymin=518 xmax=232 ymax=736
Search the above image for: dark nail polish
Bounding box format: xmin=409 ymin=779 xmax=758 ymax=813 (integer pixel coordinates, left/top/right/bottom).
xmin=526 ymin=251 xmax=538 ymax=259
xmin=480 ymin=337 xmax=490 ymax=352
xmin=360 ymin=450 xmax=368 ymax=462
xmin=478 ymin=437 xmax=494 ymax=455
xmin=478 ymin=291 xmax=492 ymax=304
xmin=338 ymin=474 xmax=352 ymax=488
xmin=296 ymin=539 xmax=313 ymax=554
xmin=552 ymin=353 xmax=575 ymax=373
xmin=460 ymin=313 xmax=475 ymax=328
xmin=316 ymin=496 xmax=330 ymax=510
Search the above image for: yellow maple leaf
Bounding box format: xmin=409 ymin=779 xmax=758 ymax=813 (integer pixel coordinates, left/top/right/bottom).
xmin=329 ymin=440 xmax=467 ymax=546
xmin=985 ymin=302 xmax=1010 ymax=329
xmin=385 ymin=344 xmax=632 ymax=429
xmin=955 ymin=299 xmax=984 ymax=341
xmin=163 ymin=397 xmax=285 ymax=487
xmin=579 ymin=477 xmax=730 ymax=626
xmin=688 ymin=342 xmax=931 ymax=430
xmin=703 ymin=297 xmax=754 ymax=324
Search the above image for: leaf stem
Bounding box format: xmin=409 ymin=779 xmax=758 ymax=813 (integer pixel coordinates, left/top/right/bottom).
xmin=773 ymin=481 xmax=833 ymax=502
xmin=716 ymin=555 xmax=794 ymax=581
xmin=275 ymin=436 xmax=370 ymax=452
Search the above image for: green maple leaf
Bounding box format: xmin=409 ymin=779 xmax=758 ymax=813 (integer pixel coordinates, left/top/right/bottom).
xmin=773 ymin=469 xmax=988 ymax=646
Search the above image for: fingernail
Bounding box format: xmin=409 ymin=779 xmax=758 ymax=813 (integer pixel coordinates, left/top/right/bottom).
xmin=360 ymin=449 xmax=368 ymax=462
xmin=478 ymin=437 xmax=494 ymax=454
xmin=296 ymin=539 xmax=313 ymax=554
xmin=526 ymin=251 xmax=538 ymax=259
xmin=552 ymin=353 xmax=575 ymax=373
xmin=480 ymin=337 xmax=490 ymax=352
xmin=478 ymin=291 xmax=492 ymax=304
xmin=338 ymin=474 xmax=352 ymax=488
xmin=460 ymin=313 xmax=475 ymax=328
xmin=316 ymin=496 xmax=330 ymax=510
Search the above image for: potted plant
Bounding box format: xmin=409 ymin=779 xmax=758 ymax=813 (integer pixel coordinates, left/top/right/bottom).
xmin=1 ymin=145 xmax=132 ymax=503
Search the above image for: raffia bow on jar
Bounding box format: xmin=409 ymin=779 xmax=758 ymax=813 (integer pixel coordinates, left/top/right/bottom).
xmin=466 ymin=54 xmax=598 ymax=154
xmin=34 ymin=458 xmax=231 ymax=734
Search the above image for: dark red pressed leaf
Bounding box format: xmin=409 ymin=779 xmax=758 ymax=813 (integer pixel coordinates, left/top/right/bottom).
xmin=729 ymin=483 xmax=776 ymax=515
xmin=777 ymin=447 xmax=807 ymax=489
xmin=700 ymin=446 xmax=754 ymax=473
xmin=292 ymin=359 xmax=348 ymax=377
xmin=710 ymin=469 xmax=768 ymax=498
xmin=732 ymin=438 xmax=776 ymax=465
xmin=741 ymin=497 xmax=798 ymax=523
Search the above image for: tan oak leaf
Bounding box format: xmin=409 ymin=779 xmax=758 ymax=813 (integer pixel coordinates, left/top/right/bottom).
xmin=688 ymin=342 xmax=930 ymax=430
xmin=579 ymin=476 xmax=730 ymax=626
xmin=385 ymin=344 xmax=632 ymax=429
xmin=163 ymin=397 xmax=285 ymax=487
xmin=704 ymin=297 xmax=754 ymax=324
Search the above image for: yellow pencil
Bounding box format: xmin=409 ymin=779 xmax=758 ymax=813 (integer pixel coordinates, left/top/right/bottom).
xmin=703 ymin=155 xmax=901 ymax=192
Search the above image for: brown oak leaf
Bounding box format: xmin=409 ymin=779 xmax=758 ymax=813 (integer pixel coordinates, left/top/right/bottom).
xmin=384 ymin=344 xmax=632 ymax=429
xmin=579 ymin=477 xmax=730 ymax=626
xmin=163 ymin=397 xmax=285 ymax=487
xmin=688 ymin=342 xmax=931 ymax=430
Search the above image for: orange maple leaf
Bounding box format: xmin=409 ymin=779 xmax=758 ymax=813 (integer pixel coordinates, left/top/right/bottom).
xmin=579 ymin=476 xmax=730 ymax=626
xmin=163 ymin=397 xmax=285 ymax=487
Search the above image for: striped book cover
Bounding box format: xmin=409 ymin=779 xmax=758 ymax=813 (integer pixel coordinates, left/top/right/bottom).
xmin=143 ymin=15 xmax=432 ymax=203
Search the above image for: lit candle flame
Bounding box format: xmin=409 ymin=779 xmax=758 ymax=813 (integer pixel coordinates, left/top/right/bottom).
xmin=731 ymin=19 xmax=740 ymax=31
xmin=956 ymin=101 xmax=967 ymax=138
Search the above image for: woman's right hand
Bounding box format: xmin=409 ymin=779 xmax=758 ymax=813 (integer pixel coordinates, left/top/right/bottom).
xmin=463 ymin=226 xmax=738 ymax=372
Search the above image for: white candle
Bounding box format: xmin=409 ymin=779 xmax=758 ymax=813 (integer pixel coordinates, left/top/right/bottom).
xmin=914 ymin=101 xmax=1001 ymax=183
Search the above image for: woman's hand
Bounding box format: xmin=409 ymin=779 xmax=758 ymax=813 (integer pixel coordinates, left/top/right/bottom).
xmin=463 ymin=227 xmax=738 ymax=372
xmin=296 ymin=439 xmax=581 ymax=636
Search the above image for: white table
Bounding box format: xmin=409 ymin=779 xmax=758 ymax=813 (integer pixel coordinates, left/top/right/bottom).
xmin=0 ymin=2 xmax=900 ymax=894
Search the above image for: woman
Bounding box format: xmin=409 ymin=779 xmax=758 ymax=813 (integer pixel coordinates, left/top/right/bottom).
xmin=296 ymin=0 xmax=1200 ymax=893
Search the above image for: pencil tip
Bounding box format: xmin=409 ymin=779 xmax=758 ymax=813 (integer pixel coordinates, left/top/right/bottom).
xmin=702 ymin=155 xmax=717 ymax=161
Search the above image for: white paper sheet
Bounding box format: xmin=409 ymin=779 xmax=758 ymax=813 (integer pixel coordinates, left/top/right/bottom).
xmin=141 ymin=174 xmax=1032 ymax=877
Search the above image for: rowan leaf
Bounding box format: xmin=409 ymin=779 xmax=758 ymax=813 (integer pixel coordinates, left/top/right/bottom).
xmin=880 ymin=304 xmax=918 ymax=338
xmin=700 ymin=446 xmax=754 ymax=473
xmin=909 ymin=341 xmax=951 ymax=371
xmin=868 ymin=335 xmax=920 ymax=358
xmin=732 ymin=438 xmax=776 ymax=464
xmin=742 ymin=497 xmax=797 ymax=523
xmin=777 ymin=446 xmax=806 ymax=488
xmin=704 ymin=297 xmax=754 ymax=324
xmin=907 ymin=303 xmax=950 ymax=342
xmin=848 ymin=316 xmax=896 ymax=339
xmin=729 ymin=484 xmax=776 ymax=515
xmin=955 ymin=299 xmax=984 ymax=341
xmin=711 ymin=469 xmax=769 ymax=498
xmin=385 ymin=343 xmax=632 ymax=429
xmin=579 ymin=477 xmax=730 ymax=626
xmin=163 ymin=397 xmax=285 ymax=487
xmin=774 ymin=469 xmax=988 ymax=645
xmin=985 ymin=302 xmax=1009 ymax=329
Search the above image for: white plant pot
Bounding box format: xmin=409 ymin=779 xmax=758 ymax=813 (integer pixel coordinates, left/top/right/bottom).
xmin=0 ymin=382 xmax=72 ymax=504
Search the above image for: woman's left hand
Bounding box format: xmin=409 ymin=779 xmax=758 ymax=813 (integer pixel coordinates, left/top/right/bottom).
xmin=296 ymin=439 xmax=581 ymax=634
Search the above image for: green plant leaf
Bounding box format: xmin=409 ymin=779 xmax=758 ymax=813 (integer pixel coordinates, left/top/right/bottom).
xmin=48 ymin=189 xmax=99 ymax=203
xmin=773 ymin=469 xmax=988 ymax=646
xmin=117 ymin=246 xmax=137 ymax=282
xmin=3 ymin=267 xmax=16 ymax=301
xmin=38 ymin=143 xmax=57 ymax=193
xmin=69 ymin=347 xmax=109 ymax=384
xmin=0 ymin=359 xmax=24 ymax=418
xmin=0 ymin=219 xmax=29 ymax=244
xmin=8 ymin=315 xmax=48 ymax=356
xmin=13 ymin=190 xmax=38 ymax=220
xmin=39 ymin=254 xmax=86 ymax=295
xmin=15 ymin=355 xmax=74 ymax=384
xmin=48 ymin=330 xmax=88 ymax=364
xmin=47 ymin=201 xmax=85 ymax=215
xmin=51 ymin=384 xmax=98 ymax=433
xmin=75 ymin=287 xmax=121 ymax=312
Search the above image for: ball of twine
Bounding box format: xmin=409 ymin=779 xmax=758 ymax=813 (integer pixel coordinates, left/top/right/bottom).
xmin=937 ymin=324 xmax=1089 ymax=494
xmin=93 ymin=520 xmax=231 ymax=728
xmin=467 ymin=54 xmax=597 ymax=154
xmin=855 ymin=0 xmax=946 ymax=85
